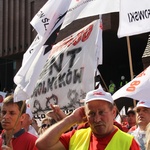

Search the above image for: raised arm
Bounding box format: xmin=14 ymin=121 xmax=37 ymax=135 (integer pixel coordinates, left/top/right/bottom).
xmin=36 ymin=106 xmax=86 ymax=150
xmin=51 ymin=104 xmax=67 ymax=120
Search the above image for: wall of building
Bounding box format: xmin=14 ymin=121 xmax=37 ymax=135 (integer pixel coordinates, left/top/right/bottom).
xmin=0 ymin=0 xmax=47 ymax=91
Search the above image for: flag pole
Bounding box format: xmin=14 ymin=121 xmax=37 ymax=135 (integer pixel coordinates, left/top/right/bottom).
xmin=99 ymin=72 xmax=122 ymax=119
xmin=99 ymin=72 xmax=109 ymax=92
xmin=126 ymin=36 xmax=134 ymax=79
xmin=126 ymin=36 xmax=136 ymax=107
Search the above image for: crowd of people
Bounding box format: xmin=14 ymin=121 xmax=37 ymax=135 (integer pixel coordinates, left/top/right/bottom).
xmin=0 ymin=84 xmax=150 ymax=150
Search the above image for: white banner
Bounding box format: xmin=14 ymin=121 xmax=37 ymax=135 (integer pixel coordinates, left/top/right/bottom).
xmin=113 ymin=65 xmax=150 ymax=102
xmin=13 ymin=0 xmax=71 ymax=102
xmin=29 ymin=19 xmax=102 ymax=121
xmin=30 ymin=0 xmax=71 ymax=37
xmin=61 ymin=0 xmax=119 ymax=29
xmin=118 ymin=0 xmax=150 ymax=38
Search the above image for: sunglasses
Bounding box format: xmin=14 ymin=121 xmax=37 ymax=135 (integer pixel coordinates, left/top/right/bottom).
xmin=41 ymin=124 xmax=51 ymax=129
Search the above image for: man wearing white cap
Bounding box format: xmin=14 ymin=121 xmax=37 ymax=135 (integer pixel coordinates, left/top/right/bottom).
xmin=129 ymin=101 xmax=150 ymax=150
xmin=36 ymin=87 xmax=140 ymax=150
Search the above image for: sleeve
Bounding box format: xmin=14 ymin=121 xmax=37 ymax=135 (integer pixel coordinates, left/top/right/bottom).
xmin=130 ymin=138 xmax=140 ymax=150
xmin=0 ymin=137 xmax=2 ymax=150
xmin=59 ymin=130 xmax=76 ymax=150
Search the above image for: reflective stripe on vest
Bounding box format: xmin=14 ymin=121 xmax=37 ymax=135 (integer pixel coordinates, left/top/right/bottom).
xmin=69 ymin=127 xmax=133 ymax=150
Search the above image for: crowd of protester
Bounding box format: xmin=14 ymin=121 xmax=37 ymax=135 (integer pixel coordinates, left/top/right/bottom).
xmin=0 ymin=81 xmax=150 ymax=150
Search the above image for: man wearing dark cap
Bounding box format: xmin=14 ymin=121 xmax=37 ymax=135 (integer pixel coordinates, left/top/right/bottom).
xmin=36 ymin=87 xmax=140 ymax=150
xmin=127 ymin=107 xmax=136 ymax=130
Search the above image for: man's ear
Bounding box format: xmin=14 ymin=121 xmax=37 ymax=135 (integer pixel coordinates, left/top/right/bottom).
xmin=20 ymin=113 xmax=26 ymax=122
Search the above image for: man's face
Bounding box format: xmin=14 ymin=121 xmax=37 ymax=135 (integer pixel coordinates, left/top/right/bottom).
xmin=85 ymin=100 xmax=116 ymax=138
xmin=41 ymin=120 xmax=52 ymax=134
xmin=127 ymin=113 xmax=136 ymax=126
xmin=1 ymin=104 xmax=24 ymax=131
xmin=136 ymin=107 xmax=150 ymax=128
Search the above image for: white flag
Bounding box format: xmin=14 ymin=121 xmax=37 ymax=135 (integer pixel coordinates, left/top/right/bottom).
xmin=115 ymin=106 xmax=126 ymax=123
xmin=118 ymin=0 xmax=150 ymax=38
xmin=29 ymin=19 xmax=102 ymax=121
xmin=30 ymin=0 xmax=70 ymax=37
xmin=113 ymin=65 xmax=150 ymax=102
xmin=61 ymin=0 xmax=119 ymax=29
xmin=14 ymin=0 xmax=72 ymax=102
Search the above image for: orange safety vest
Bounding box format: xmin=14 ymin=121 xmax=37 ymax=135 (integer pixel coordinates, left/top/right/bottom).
xmin=69 ymin=127 xmax=133 ymax=150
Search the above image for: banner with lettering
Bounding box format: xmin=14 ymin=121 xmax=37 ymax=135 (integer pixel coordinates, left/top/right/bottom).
xmin=118 ymin=0 xmax=150 ymax=38
xmin=29 ymin=19 xmax=102 ymax=121
xmin=30 ymin=0 xmax=71 ymax=37
xmin=113 ymin=65 xmax=150 ymax=102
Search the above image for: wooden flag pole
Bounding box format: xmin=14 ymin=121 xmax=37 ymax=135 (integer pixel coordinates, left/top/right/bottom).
xmin=126 ymin=37 xmax=134 ymax=80
xmin=99 ymin=72 xmax=122 ymax=119
xmin=99 ymin=72 xmax=109 ymax=92
xmin=126 ymin=36 xmax=136 ymax=107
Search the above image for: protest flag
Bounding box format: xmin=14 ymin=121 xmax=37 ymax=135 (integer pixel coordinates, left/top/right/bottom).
xmin=117 ymin=0 xmax=150 ymax=84
xmin=61 ymin=0 xmax=119 ymax=29
xmin=28 ymin=19 xmax=103 ymax=120
xmin=112 ymin=65 xmax=150 ymax=102
xmin=13 ymin=0 xmax=72 ymax=102
xmin=118 ymin=0 xmax=150 ymax=38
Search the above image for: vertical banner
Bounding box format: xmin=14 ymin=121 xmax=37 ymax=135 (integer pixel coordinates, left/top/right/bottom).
xmin=29 ymin=19 xmax=103 ymax=121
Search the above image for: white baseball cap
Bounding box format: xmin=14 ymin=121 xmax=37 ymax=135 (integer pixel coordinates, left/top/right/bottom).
xmin=84 ymin=87 xmax=113 ymax=104
xmin=136 ymin=101 xmax=150 ymax=108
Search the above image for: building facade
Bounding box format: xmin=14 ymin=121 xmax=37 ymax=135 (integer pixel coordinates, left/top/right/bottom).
xmin=0 ymin=0 xmax=47 ymax=91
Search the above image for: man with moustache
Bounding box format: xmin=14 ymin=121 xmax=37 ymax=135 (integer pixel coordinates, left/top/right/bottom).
xmin=0 ymin=95 xmax=37 ymax=150
xmin=36 ymin=87 xmax=139 ymax=150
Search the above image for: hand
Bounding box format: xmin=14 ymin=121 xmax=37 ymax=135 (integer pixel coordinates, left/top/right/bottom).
xmin=70 ymin=106 xmax=87 ymax=124
xmin=48 ymin=104 xmax=67 ymax=121
xmin=2 ymin=140 xmax=13 ymax=150
xmin=50 ymin=104 xmax=61 ymax=113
